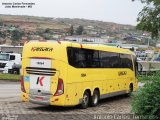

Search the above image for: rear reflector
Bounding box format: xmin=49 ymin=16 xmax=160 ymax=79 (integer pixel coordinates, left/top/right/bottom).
xmin=20 ymin=76 xmax=26 ymax=93
xmin=80 ymin=44 xmax=83 ymax=48
xmin=54 ymin=78 xmax=64 ymax=96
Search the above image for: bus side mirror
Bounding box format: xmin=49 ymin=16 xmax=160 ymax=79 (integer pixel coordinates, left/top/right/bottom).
xmin=136 ymin=62 xmax=143 ymax=76
xmin=137 ymin=62 xmax=143 ymax=72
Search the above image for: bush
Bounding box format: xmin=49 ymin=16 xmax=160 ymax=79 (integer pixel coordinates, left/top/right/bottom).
xmin=138 ymin=72 xmax=158 ymax=82
xmin=131 ymin=71 xmax=160 ymax=119
xmin=11 ymin=29 xmax=24 ymax=40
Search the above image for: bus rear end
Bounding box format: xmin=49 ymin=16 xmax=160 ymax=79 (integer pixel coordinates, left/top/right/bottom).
xmin=21 ymin=41 xmax=68 ymax=106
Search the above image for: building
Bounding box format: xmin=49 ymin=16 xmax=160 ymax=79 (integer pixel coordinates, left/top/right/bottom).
xmin=65 ymin=36 xmax=108 ymax=43
xmin=0 ymin=45 xmax=23 ymax=54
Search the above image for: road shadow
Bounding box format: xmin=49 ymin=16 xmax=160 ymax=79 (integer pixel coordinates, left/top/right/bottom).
xmin=99 ymin=94 xmax=130 ymax=106
xmin=27 ymin=94 xmax=130 ymax=112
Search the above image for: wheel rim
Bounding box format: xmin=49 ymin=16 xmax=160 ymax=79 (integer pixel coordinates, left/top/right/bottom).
xmin=129 ymin=86 xmax=133 ymax=95
xmin=82 ymin=93 xmax=88 ymax=105
xmin=13 ymin=71 xmax=17 ymax=74
xmin=93 ymin=94 xmax=98 ymax=104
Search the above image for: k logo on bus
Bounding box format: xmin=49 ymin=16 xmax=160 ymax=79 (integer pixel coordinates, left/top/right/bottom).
xmin=36 ymin=76 xmax=44 ymax=86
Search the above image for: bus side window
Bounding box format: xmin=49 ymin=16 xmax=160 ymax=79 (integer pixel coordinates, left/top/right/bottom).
xmin=67 ymin=47 xmax=134 ymax=70
xmin=99 ymin=51 xmax=119 ymax=68
xmin=85 ymin=49 xmax=99 ymax=68
xmin=92 ymin=50 xmax=100 ymax=68
xmin=75 ymin=49 xmax=86 ymax=68
xmin=67 ymin=47 xmax=74 ymax=66
xmin=67 ymin=47 xmax=86 ymax=68
xmin=120 ymin=54 xmax=133 ymax=70
xmin=99 ymin=51 xmax=111 ymax=68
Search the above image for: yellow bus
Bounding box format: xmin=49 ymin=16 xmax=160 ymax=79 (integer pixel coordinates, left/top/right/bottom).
xmin=21 ymin=40 xmax=138 ymax=108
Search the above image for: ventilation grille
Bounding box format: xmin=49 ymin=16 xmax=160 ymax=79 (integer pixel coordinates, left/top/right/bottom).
xmin=26 ymin=67 xmax=56 ymax=76
xmin=0 ymin=63 xmax=6 ymax=68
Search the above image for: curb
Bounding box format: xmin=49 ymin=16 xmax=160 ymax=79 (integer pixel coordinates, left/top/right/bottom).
xmin=0 ymin=79 xmax=20 ymax=82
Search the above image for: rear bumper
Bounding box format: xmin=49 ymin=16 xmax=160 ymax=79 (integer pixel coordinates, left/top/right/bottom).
xmin=21 ymin=92 xmax=29 ymax=102
xmin=21 ymin=92 xmax=65 ymax=106
xmin=29 ymin=94 xmax=50 ymax=105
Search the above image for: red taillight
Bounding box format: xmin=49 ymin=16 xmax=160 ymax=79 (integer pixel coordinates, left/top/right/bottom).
xmin=54 ymin=78 xmax=64 ymax=96
xmin=20 ymin=76 xmax=26 ymax=93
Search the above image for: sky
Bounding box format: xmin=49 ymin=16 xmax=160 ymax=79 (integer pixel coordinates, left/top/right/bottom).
xmin=0 ymin=0 xmax=144 ymax=25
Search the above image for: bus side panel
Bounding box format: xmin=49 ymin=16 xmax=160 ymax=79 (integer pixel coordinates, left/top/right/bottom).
xmin=65 ymin=66 xmax=84 ymax=106
xmin=50 ymin=61 xmax=68 ymax=106
xmin=21 ymin=58 xmax=30 ymax=102
xmin=117 ymin=69 xmax=129 ymax=92
xmin=100 ymin=68 xmax=136 ymax=98
xmin=85 ymin=69 xmax=105 ymax=95
xmin=65 ymin=83 xmax=78 ymax=106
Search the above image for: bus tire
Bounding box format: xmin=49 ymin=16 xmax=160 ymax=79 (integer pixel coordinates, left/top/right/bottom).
xmin=128 ymin=84 xmax=133 ymax=97
xmin=80 ymin=91 xmax=90 ymax=109
xmin=13 ymin=70 xmax=17 ymax=74
xmin=13 ymin=69 xmax=19 ymax=74
xmin=90 ymin=89 xmax=99 ymax=107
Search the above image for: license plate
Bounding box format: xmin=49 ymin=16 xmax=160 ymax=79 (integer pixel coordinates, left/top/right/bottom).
xmin=36 ymin=96 xmax=44 ymax=101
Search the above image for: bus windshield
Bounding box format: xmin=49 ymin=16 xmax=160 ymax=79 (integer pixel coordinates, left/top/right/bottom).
xmin=0 ymin=54 xmax=9 ymax=61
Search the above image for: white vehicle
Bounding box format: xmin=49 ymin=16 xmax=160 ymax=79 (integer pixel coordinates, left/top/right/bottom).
xmin=0 ymin=53 xmax=21 ymax=74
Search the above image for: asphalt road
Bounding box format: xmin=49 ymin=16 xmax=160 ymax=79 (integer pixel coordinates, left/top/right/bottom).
xmin=0 ymin=81 xmax=145 ymax=120
xmin=0 ymin=81 xmax=144 ymax=100
xmin=0 ymin=81 xmax=20 ymax=101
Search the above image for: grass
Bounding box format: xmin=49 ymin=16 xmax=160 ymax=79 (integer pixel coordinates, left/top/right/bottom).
xmin=0 ymin=73 xmax=20 ymax=81
xmin=138 ymin=71 xmax=160 ymax=82
xmin=138 ymin=75 xmax=151 ymax=82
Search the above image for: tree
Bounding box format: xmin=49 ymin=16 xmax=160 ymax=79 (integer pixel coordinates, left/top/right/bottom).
xmin=76 ymin=25 xmax=84 ymax=35
xmin=44 ymin=28 xmax=52 ymax=33
xmin=11 ymin=29 xmax=24 ymax=41
xmin=133 ymin=0 xmax=160 ymax=39
xmin=0 ymin=21 xmax=3 ymax=26
xmin=69 ymin=25 xmax=74 ymax=36
xmin=44 ymin=35 xmax=52 ymax=40
xmin=0 ymin=32 xmax=6 ymax=38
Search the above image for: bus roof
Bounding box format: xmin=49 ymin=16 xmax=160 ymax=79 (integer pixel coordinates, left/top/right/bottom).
xmin=26 ymin=40 xmax=135 ymax=55
xmin=63 ymin=41 xmax=134 ymax=55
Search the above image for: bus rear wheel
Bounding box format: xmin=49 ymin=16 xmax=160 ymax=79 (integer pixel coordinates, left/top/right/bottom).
xmin=90 ymin=90 xmax=99 ymax=107
xmin=80 ymin=91 xmax=90 ymax=109
xmin=128 ymin=84 xmax=133 ymax=97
